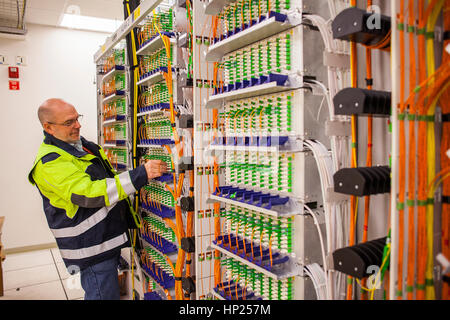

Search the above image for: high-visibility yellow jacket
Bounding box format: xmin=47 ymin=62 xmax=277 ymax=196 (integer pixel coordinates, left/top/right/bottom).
xmin=29 ymin=132 xmax=147 ymax=270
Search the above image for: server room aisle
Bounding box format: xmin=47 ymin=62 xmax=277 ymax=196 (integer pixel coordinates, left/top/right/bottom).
xmin=0 ymin=248 xmax=84 ymax=300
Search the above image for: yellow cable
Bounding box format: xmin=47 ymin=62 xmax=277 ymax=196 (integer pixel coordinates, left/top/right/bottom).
xmin=131 ymin=229 xmax=137 ymax=299
xmin=125 ymin=0 xmax=145 ymax=300
xmin=355 ymin=245 xmax=391 ymax=299
xmin=371 ymin=246 xmax=391 ymax=300
xmin=430 ymin=173 xmax=450 ymax=196
xmin=125 ymin=2 xmax=136 ymax=300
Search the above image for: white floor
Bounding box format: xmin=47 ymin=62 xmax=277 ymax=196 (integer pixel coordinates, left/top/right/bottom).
xmin=0 ymin=248 xmax=85 ymax=300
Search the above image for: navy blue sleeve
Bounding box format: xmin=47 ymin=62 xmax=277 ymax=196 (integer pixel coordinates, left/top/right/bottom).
xmin=128 ymin=165 xmax=148 ymax=191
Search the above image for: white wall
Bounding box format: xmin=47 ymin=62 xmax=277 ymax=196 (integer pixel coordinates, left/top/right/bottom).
xmin=0 ymin=24 xmax=108 ymax=250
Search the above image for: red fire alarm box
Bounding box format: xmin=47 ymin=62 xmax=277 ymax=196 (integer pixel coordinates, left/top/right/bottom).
xmin=8 ymin=66 xmax=19 ymax=78
xmin=9 ymin=80 xmax=20 ymax=90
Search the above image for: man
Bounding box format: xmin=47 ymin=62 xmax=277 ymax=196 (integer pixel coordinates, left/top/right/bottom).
xmin=28 ymin=98 xmax=167 ymax=300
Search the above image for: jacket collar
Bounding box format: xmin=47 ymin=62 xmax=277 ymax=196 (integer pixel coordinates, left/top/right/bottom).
xmin=43 ymin=131 xmax=88 ymax=158
xmin=80 ymin=136 xmax=102 ymax=157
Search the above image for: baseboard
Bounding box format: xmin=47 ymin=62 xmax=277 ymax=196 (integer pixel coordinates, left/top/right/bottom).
xmin=4 ymin=242 xmax=57 ymax=255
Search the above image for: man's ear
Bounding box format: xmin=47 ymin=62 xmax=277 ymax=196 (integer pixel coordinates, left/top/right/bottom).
xmin=43 ymin=123 xmax=54 ymax=135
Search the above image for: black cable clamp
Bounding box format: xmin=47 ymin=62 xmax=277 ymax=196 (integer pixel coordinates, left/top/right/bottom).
xmin=181 ymin=236 xmax=195 ymax=253
xmin=180 ymin=196 xmax=195 ymax=212
xmin=130 ymin=64 xmax=139 ymax=70
xmin=444 ymin=30 xmax=450 ymax=41
xmin=365 ymin=78 xmax=373 ymax=87
xmin=182 ymin=276 xmax=196 ymax=294
xmin=442 ymin=113 xmax=450 ymax=122
xmin=442 ymin=195 xmax=450 ymax=204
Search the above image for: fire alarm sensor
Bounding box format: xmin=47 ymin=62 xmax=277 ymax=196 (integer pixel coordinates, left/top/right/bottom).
xmin=8 ymin=66 xmax=19 ymax=78
xmin=9 ymin=80 xmax=20 ymax=90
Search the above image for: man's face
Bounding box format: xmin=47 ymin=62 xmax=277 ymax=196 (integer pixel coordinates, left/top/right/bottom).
xmin=44 ymin=104 xmax=82 ymax=144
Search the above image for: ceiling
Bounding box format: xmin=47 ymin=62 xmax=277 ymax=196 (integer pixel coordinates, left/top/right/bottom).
xmin=26 ymin=0 xmax=125 ymax=27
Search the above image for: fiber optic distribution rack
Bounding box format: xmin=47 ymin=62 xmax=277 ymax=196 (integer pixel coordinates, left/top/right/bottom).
xmin=96 ymin=42 xmax=141 ymax=299
xmin=93 ymin=0 xmax=450 ymax=301
xmin=192 ymin=0 xmax=341 ymax=300
xmin=134 ymin=4 xmax=194 ymax=301
xmin=97 ymin=44 xmax=131 ymax=172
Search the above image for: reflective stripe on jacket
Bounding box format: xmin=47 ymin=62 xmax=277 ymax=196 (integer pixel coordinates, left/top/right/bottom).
xmin=28 ymin=132 xmax=147 ymax=270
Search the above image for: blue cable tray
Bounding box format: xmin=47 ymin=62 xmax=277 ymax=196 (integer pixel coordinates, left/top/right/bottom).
xmin=213 ymin=185 xmax=289 ymax=210
xmin=139 ymin=138 xmax=175 ymax=146
xmin=144 ymin=292 xmax=163 ymax=300
xmin=142 ymin=233 xmax=178 ymax=255
xmin=139 ymin=102 xmax=171 ymax=113
xmin=153 ymin=173 xmax=173 ymax=183
xmin=213 ymin=73 xmax=288 ymax=95
xmin=214 ymin=282 xmax=258 ymax=300
xmin=139 ymin=32 xmax=175 ymax=50
xmin=142 ymin=203 xmax=175 ymax=218
xmin=214 ymin=234 xmax=290 ymax=272
xmin=142 ymin=263 xmax=175 ymax=290
xmin=139 ymin=67 xmax=175 ymax=81
xmin=212 ymin=136 xmax=289 ymax=147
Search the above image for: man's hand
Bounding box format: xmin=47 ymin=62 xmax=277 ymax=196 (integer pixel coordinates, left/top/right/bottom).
xmin=144 ymin=160 xmax=168 ymax=180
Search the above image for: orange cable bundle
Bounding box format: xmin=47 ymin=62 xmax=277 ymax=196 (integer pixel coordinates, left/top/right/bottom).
xmin=346 ymin=0 xmax=358 ymax=301
xmin=396 ymin=0 xmax=407 ymax=301
xmin=183 ymin=168 xmax=195 ymax=299
xmin=213 ymin=160 xmax=222 ymax=287
xmin=415 ymin=0 xmax=439 ymax=300
xmin=439 ymin=0 xmax=450 ymax=300
xmin=405 ymin=0 xmax=418 ymax=300
xmin=361 ymin=0 xmax=376 ymax=301
xmin=151 ymin=17 xmax=195 ymax=299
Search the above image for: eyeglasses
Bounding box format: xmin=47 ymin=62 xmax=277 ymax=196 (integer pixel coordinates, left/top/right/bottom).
xmin=48 ymin=114 xmax=83 ymax=127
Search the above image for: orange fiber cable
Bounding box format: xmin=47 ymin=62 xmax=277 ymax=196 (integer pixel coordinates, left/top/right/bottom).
xmin=213 ymin=160 xmax=222 ymax=286
xmin=405 ymin=1 xmax=450 ymax=300
xmin=347 ymin=0 xmax=358 ymax=300
xmin=361 ymin=0 xmax=374 ymax=301
xmin=439 ymin=0 xmax=450 ymax=300
xmin=396 ymin=0 xmax=407 ymax=300
xmin=415 ymin=0 xmax=435 ymax=299
xmin=406 ymin=0 xmax=417 ymax=300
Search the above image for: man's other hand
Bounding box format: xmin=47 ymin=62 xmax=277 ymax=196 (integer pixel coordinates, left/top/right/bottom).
xmin=144 ymin=160 xmax=168 ymax=180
